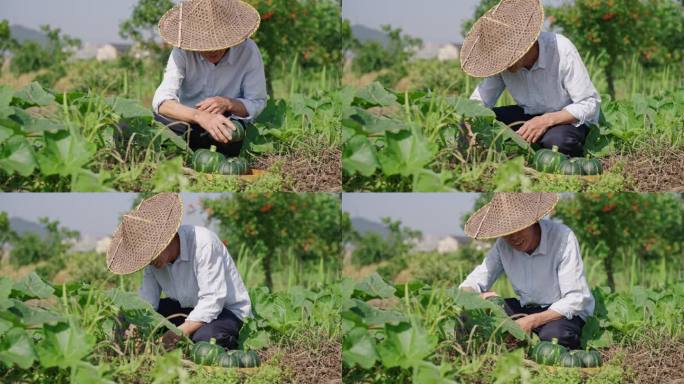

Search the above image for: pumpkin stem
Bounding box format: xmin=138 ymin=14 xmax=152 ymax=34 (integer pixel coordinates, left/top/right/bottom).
xmin=210 ymin=145 xmax=217 ymax=152
xmin=210 ymin=337 xmax=217 ymax=345
xmin=551 ymin=145 xmax=559 ymax=152
xmin=551 ymin=337 xmax=558 ymax=344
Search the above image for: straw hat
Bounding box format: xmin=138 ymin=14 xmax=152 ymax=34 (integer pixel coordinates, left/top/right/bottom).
xmin=464 ymin=193 xmax=558 ymax=240
xmin=106 ymin=193 xmax=183 ymax=275
xmin=460 ymin=0 xmax=544 ymax=78
xmin=159 ymin=0 xmax=260 ymax=52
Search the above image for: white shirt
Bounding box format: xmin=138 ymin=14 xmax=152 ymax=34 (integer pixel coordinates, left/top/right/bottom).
xmin=152 ymin=39 xmax=267 ymax=122
xmin=459 ymin=219 xmax=595 ymax=320
xmin=139 ymin=225 xmax=252 ymax=323
xmin=470 ymin=32 xmax=601 ymax=127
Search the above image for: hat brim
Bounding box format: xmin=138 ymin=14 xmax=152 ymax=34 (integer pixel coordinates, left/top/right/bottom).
xmin=464 ymin=194 xmax=558 ymax=240
xmin=159 ymin=0 xmax=260 ymax=51
xmin=460 ymin=0 xmax=544 ymax=78
xmin=106 ymin=194 xmax=183 ymax=275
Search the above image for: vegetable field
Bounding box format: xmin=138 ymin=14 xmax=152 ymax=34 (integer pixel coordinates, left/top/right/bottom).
xmin=0 ymin=271 xmax=343 ymax=384
xmin=342 ymin=273 xmax=684 ymax=384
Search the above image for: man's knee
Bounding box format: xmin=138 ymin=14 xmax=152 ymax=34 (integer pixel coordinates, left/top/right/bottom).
xmin=537 ymin=320 xmax=581 ymax=349
xmin=539 ymin=125 xmax=584 ymax=157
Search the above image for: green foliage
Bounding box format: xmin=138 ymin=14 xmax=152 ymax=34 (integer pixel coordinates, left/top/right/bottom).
xmin=118 ymin=0 xmax=173 ymax=64
xmin=351 ymin=25 xmax=422 ymax=88
xmin=349 ymin=218 xmax=422 ymax=266
xmin=548 ymin=0 xmax=684 ymax=98
xmin=553 ymin=193 xmax=684 ymax=290
xmin=9 ymin=25 xmax=81 ymax=87
xmin=202 ymin=193 xmax=341 ymax=289
xmin=0 ymin=20 xmax=16 ymax=68
xmin=8 ymin=217 xmax=79 ymax=267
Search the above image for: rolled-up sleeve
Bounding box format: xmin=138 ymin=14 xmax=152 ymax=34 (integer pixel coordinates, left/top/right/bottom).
xmin=549 ymin=231 xmax=595 ymax=320
xmin=232 ymin=43 xmax=267 ymax=122
xmin=459 ymin=242 xmax=504 ymax=293
xmin=186 ymin=244 xmax=228 ymax=323
xmin=560 ymin=41 xmax=601 ymax=126
xmin=139 ymin=267 xmax=161 ymax=310
xmin=152 ymin=48 xmax=186 ymax=114
xmin=470 ymin=75 xmax=505 ymax=108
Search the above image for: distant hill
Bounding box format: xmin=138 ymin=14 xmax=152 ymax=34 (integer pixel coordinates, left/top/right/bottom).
xmin=350 ymin=217 xmax=389 ymax=238
xmin=9 ymin=25 xmax=48 ymax=45
xmin=351 ymin=24 xmax=389 ymax=47
xmin=8 ymin=217 xmax=47 ymax=238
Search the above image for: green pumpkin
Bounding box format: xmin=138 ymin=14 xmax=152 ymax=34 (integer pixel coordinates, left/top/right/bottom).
xmin=192 ymin=145 xmax=224 ymax=173
xmin=218 ymin=158 xmax=249 ymax=175
xmin=533 ymin=146 xmax=567 ymax=173
xmin=558 ymin=159 xmax=583 ymax=175
xmin=571 ymin=349 xmax=602 ymax=367
xmin=190 ymin=338 xmax=224 ymax=365
xmin=216 ymin=351 xmax=241 ymax=368
xmin=230 ymin=123 xmax=245 ymax=142
xmin=219 ymin=350 xmax=260 ymax=368
xmin=574 ymin=158 xmax=603 ymax=175
xmin=558 ymin=351 xmax=583 ymax=367
xmin=530 ymin=338 xmax=567 ymax=365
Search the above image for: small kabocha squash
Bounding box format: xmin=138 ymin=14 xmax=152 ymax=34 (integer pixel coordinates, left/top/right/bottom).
xmin=190 ymin=338 xmax=224 ymax=365
xmin=231 ymin=123 xmax=246 ymax=142
xmin=533 ymin=146 xmax=567 ymax=173
xmin=236 ymin=350 xmax=260 ymax=368
xmin=530 ymin=338 xmax=567 ymax=365
xmin=192 ymin=145 xmax=224 ymax=173
xmin=571 ymin=349 xmax=602 ymax=368
xmin=218 ymin=157 xmax=249 ymax=175
xmin=558 ymin=351 xmax=583 ymax=367
xmin=216 ymin=351 xmax=241 ymax=368
xmin=558 ymin=159 xmax=583 ymax=175
xmin=573 ymin=157 xmax=603 ymax=175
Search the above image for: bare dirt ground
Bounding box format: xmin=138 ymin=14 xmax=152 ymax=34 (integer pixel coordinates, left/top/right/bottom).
xmin=603 ymin=148 xmax=684 ymax=191
xmin=254 ymin=145 xmax=341 ymax=192
xmin=261 ymin=333 xmax=341 ymax=384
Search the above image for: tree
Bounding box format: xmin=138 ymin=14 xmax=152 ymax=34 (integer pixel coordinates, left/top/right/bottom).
xmin=0 ymin=20 xmax=17 ymax=68
xmin=119 ymin=0 xmax=174 ymax=64
xmin=349 ymin=217 xmax=422 ymax=265
xmin=553 ymin=193 xmax=683 ymax=291
xmin=9 ymin=217 xmax=80 ymax=266
xmin=0 ymin=212 xmax=15 ymax=262
xmin=548 ymin=0 xmax=670 ymax=99
xmin=245 ymin=0 xmax=347 ymax=96
xmin=203 ymin=193 xmax=341 ymax=290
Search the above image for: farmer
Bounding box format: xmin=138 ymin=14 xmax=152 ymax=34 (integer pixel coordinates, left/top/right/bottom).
xmin=106 ymin=192 xmax=251 ymax=349
xmin=461 ymin=0 xmax=601 ymax=157
xmin=152 ymin=0 xmax=267 ymax=156
xmin=459 ymin=192 xmax=595 ymax=349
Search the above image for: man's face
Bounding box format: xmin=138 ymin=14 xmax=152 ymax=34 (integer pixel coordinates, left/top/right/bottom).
xmin=502 ymin=224 xmax=539 ymax=253
xmin=150 ymin=234 xmax=179 ymax=269
xmin=200 ymin=49 xmax=228 ymax=64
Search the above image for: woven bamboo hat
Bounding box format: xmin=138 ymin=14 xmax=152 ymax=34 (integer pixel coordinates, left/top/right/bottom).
xmin=464 ymin=193 xmax=558 ymax=240
xmin=106 ymin=193 xmax=183 ymax=275
xmin=158 ymin=0 xmax=260 ymax=52
xmin=460 ymin=0 xmax=544 ymax=77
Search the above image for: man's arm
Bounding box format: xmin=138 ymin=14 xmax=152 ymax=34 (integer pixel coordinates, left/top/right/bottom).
xmin=517 ymin=110 xmax=578 ymax=143
xmin=184 ymin=243 xmax=229 ymax=336
xmin=458 ymin=243 xmax=504 ymax=294
xmin=515 ymin=308 xmax=564 ymax=333
xmin=139 ymin=267 xmax=161 ymax=310
xmin=470 ymin=75 xmax=506 ymax=108
xmin=158 ymin=100 xmax=236 ymax=144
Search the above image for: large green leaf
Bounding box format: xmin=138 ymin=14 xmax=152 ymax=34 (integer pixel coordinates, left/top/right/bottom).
xmin=24 ymin=117 xmax=66 ymax=134
xmin=0 ymin=135 xmax=37 ymax=176
xmin=412 ymin=361 xmax=458 ymax=384
xmin=378 ymin=129 xmax=435 ymax=177
xmin=0 ymin=277 xmax=13 ymax=311
xmin=9 ymin=300 xmax=64 ymax=327
xmin=353 ymin=273 xmax=396 ymax=300
xmin=342 ymin=299 xmax=407 ymax=328
xmin=13 ymin=82 xmax=55 ymax=108
xmin=70 ymin=169 xmax=112 ymax=192
xmin=0 ymin=85 xmax=14 ymax=119
xmin=0 ymin=327 xmax=36 ymax=369
xmin=104 ymin=96 xmax=152 ymax=119
xmin=376 ymin=322 xmax=437 ymax=369
xmin=11 ymin=272 xmax=54 ymax=300
xmin=35 ymin=130 xmax=96 ymax=176
xmin=342 ymin=135 xmax=379 ymax=177
xmin=354 ymin=82 xmax=398 ymax=108
xmin=412 ymin=169 xmax=455 ymax=192
xmin=444 ymin=97 xmax=495 ymax=118
xmin=342 ymin=327 xmax=378 ymax=369
xmin=35 ymin=322 xmax=95 ymax=369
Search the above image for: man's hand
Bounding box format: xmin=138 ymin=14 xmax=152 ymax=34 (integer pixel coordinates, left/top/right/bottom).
xmin=517 ymin=115 xmax=553 ymax=143
xmin=196 ymin=96 xmax=232 ymax=115
xmin=515 ymin=314 xmax=540 ymax=334
xmin=195 ymin=112 xmax=236 ymax=143
xmin=160 ymin=329 xmax=182 ymax=350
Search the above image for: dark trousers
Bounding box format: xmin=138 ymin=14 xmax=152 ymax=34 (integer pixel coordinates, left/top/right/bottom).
xmin=157 ymin=298 xmax=243 ymax=349
xmin=154 ymin=113 xmax=243 ymax=157
xmin=493 ymin=105 xmax=589 ymax=157
xmin=504 ymin=298 xmax=584 ymax=349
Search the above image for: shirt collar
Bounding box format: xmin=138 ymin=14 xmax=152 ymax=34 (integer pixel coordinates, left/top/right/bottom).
xmin=530 ymin=220 xmax=549 ymax=256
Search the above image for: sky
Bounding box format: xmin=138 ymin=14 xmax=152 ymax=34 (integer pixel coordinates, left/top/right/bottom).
xmin=342 ymin=0 xmax=567 ymax=43
xmin=341 ymin=193 xmax=481 ymax=236
xmin=0 ymin=193 xmax=222 ymax=238
xmin=1 ymin=1 xmax=568 ymax=45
